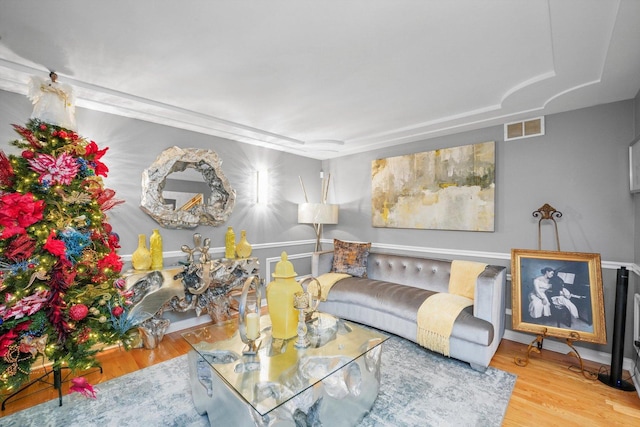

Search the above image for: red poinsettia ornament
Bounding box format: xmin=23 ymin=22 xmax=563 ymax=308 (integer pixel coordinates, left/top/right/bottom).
xmin=28 ymin=152 xmax=79 ymax=185
xmin=43 ymin=230 xmax=67 ymax=259
xmin=69 ymin=377 xmax=97 ymax=399
xmin=84 ymin=141 xmax=109 ymax=177
xmin=0 ymin=192 xmax=45 ymax=238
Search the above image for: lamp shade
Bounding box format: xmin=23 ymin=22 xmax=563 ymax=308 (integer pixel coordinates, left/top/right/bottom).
xmin=297 ymin=203 xmax=339 ymax=225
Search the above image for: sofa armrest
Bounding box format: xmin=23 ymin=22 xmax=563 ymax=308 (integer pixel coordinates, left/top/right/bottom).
xmin=474 ymin=265 xmax=507 ymax=341
xmin=311 ymin=250 xmax=334 ymax=277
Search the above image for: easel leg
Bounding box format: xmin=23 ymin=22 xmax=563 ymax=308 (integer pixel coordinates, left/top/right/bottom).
xmin=514 ymin=331 xmax=598 ymax=381
xmin=566 ymin=336 xmax=598 ymax=380
xmin=515 ymin=330 xmax=547 ymax=367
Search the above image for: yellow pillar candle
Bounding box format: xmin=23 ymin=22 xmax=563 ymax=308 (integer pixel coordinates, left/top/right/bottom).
xmin=246 ymin=312 xmax=260 ymax=339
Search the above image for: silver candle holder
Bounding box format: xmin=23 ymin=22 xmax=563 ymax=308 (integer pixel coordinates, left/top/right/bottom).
xmin=238 ymin=275 xmax=262 ymax=356
xmin=293 ymin=291 xmax=311 ymax=348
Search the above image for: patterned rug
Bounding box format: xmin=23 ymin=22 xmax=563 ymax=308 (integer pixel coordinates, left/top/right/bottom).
xmin=1 ymin=335 xmax=515 ymax=426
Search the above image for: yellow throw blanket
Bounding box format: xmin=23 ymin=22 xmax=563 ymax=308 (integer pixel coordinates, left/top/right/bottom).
xmin=448 ymin=260 xmax=487 ymax=300
xmin=307 ymin=273 xmax=351 ymax=301
xmin=416 ymin=293 xmax=473 ymax=356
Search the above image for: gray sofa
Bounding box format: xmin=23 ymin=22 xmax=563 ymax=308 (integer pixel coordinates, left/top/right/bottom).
xmin=311 ymin=250 xmax=507 ymax=371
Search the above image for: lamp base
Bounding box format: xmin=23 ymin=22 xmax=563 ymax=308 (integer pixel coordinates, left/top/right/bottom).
xmin=597 ymin=373 xmax=636 ymax=391
xmin=314 ymin=223 xmax=323 ymax=252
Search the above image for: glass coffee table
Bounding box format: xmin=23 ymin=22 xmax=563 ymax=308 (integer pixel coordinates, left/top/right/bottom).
xmin=182 ymin=312 xmax=388 ymax=427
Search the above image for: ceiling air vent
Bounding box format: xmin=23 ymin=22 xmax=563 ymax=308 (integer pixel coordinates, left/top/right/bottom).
xmin=504 ymin=117 xmax=544 ymax=141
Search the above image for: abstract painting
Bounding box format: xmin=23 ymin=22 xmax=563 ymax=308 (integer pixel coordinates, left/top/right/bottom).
xmin=371 ymin=141 xmax=495 ymax=231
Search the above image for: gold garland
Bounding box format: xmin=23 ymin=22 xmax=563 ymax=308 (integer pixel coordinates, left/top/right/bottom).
xmin=40 ymin=83 xmax=70 ymax=109
xmin=2 ymin=343 xmax=34 ymax=379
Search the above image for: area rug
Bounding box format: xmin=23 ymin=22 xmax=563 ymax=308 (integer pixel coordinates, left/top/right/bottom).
xmin=1 ymin=335 xmax=515 ymax=426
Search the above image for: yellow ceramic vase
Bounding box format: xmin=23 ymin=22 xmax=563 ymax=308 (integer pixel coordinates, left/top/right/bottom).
xmin=132 ymin=234 xmax=152 ymax=270
xmin=150 ymin=229 xmax=163 ymax=270
xmin=236 ymin=230 xmax=252 ymax=258
xmin=266 ymin=252 xmax=303 ymax=339
xmin=225 ymin=226 xmax=236 ymax=259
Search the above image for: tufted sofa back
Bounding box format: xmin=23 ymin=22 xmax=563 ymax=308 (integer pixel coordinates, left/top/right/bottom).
xmin=366 ymin=252 xmax=452 ymax=293
xmin=312 ymin=250 xmax=453 ymax=294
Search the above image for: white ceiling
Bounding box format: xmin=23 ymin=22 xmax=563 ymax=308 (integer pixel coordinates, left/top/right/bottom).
xmin=1 ymin=0 xmax=639 ymax=160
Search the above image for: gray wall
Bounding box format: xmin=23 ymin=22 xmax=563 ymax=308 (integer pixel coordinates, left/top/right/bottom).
xmin=0 ymin=89 xmax=323 ymax=277
xmin=327 ymin=101 xmax=634 ymax=259
xmin=325 ymin=100 xmax=637 ymax=357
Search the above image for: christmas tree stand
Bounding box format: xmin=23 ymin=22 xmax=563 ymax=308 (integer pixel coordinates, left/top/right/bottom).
xmin=1 ymin=365 xmax=102 ymax=410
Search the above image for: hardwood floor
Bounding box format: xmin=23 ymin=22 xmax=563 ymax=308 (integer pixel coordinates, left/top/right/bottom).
xmin=492 ymin=339 xmax=640 ymax=426
xmin=1 ymin=326 xmax=640 ymax=426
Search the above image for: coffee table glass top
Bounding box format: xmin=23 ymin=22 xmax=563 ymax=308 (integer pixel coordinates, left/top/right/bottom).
xmin=181 ymin=312 xmax=388 ymax=416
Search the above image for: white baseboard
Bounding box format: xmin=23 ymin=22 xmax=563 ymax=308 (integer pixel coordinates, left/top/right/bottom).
xmin=503 ymin=329 xmax=635 ymax=372
xmin=166 ymin=314 xmax=215 ymax=334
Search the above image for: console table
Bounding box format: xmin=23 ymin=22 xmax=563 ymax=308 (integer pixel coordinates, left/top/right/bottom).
xmin=182 ymin=313 xmax=388 ymax=426
xmin=122 ymin=257 xmax=259 ymax=346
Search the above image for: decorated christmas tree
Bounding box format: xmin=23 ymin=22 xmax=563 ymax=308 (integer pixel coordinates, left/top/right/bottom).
xmin=0 ymin=73 xmax=130 ymax=394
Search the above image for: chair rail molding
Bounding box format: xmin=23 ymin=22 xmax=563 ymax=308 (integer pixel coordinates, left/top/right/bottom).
xmin=122 ymin=238 xmax=639 ymax=276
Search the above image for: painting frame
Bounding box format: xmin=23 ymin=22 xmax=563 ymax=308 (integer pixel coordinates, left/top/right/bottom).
xmin=630 ymin=135 xmax=640 ymax=193
xmin=511 ymin=249 xmax=606 ymax=344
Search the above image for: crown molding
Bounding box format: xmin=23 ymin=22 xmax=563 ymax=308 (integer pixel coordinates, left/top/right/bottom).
xmin=0 ymin=60 xmax=323 ymax=159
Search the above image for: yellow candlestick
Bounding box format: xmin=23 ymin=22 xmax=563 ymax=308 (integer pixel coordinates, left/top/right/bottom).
xmin=246 ymin=312 xmax=260 ymax=339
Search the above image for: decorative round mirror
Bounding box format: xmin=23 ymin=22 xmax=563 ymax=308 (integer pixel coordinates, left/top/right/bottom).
xmin=140 ymin=146 xmax=236 ymax=229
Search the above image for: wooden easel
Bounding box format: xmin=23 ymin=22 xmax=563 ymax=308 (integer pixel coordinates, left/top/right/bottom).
xmin=533 ymin=203 xmax=562 ymax=251
xmin=513 ymin=203 xmax=597 ymax=380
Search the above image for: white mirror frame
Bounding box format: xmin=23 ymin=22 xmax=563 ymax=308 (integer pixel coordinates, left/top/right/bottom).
xmin=140 ymin=146 xmax=236 ymax=229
